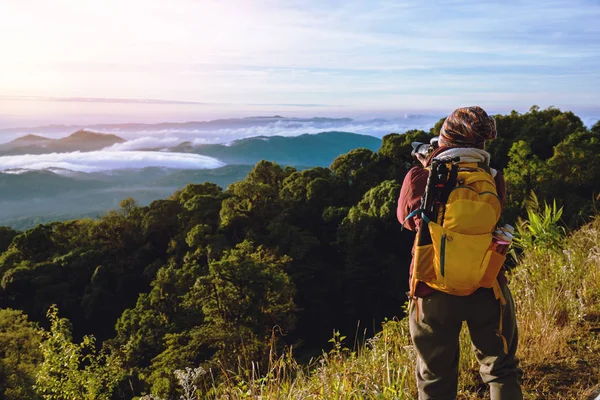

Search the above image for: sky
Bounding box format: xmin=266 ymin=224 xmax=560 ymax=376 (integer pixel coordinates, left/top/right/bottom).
xmin=1 ymin=0 xmax=600 ymax=128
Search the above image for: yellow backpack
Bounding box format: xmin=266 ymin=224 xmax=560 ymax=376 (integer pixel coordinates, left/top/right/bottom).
xmin=408 ymin=160 xmax=506 ymax=298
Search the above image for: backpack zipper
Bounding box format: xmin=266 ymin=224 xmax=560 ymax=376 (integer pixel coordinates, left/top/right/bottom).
xmin=451 ymin=186 xmax=501 ymax=201
xmin=440 ymin=233 xmax=446 ymax=277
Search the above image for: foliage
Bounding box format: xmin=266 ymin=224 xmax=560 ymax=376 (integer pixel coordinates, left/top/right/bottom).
xmin=186 ymin=240 xmax=296 ymax=366
xmin=0 ymin=227 xmax=19 ymax=254
xmin=197 ymin=320 xmax=416 ymax=399
xmin=34 ymin=305 xmax=124 ymax=400
xmin=0 ymin=308 xmax=42 ymax=400
xmin=147 ymin=213 xmax=600 ymax=399
xmin=378 ymin=129 xmax=432 ymax=178
xmin=0 ymin=106 xmax=598 ymax=398
xmin=508 ymin=218 xmax=600 ymax=399
xmin=336 ymin=181 xmax=412 ymax=334
xmin=330 ymin=148 xmax=386 ymax=204
xmin=503 ymin=140 xmax=549 ymax=221
xmin=513 ymin=191 xmax=566 ymax=255
xmin=487 ymin=105 xmax=586 ymax=169
xmin=174 ymin=367 xmax=206 ymax=400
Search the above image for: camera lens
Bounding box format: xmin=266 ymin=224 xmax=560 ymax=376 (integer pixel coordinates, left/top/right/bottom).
xmin=411 ymin=142 xmax=429 ymax=157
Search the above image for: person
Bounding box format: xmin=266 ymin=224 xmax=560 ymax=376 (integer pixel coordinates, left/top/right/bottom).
xmin=397 ymin=106 xmax=523 ymax=400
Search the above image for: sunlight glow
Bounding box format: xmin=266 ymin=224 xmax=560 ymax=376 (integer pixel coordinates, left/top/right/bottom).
xmin=1 ymin=0 xmax=599 ymax=125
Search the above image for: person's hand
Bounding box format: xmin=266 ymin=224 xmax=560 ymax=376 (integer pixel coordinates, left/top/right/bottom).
xmin=416 ymin=153 xmax=427 ymax=167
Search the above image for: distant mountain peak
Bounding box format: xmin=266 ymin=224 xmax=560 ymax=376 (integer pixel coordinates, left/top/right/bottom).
xmin=244 ymin=115 xmax=285 ymax=119
xmin=184 ymin=130 xmax=382 ymax=167
xmin=0 ymin=129 xmax=127 ymax=156
xmin=63 ymin=129 xmax=125 ymax=142
xmin=67 ymin=129 xmax=105 ymax=138
xmin=9 ymin=134 xmax=51 ymax=143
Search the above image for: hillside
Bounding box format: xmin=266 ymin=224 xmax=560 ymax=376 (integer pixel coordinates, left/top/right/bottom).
xmin=0 ymin=131 xmax=381 ymax=228
xmin=0 ymin=165 xmax=254 ymax=230
xmin=0 ymin=116 xmax=356 ymax=136
xmin=2 ymin=134 xmax=52 ymax=149
xmin=0 ymin=130 xmax=126 ymax=155
xmin=173 ymin=131 xmax=382 ymax=166
xmin=204 ymin=214 xmax=600 ymax=399
xmin=0 ymin=107 xmax=599 ymax=399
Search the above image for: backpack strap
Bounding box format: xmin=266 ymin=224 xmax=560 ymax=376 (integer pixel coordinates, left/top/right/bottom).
xmin=403 ymin=208 xmax=423 ymax=224
xmin=492 ymin=279 xmax=509 ymax=354
xmin=477 ymin=162 xmax=492 ymax=175
xmin=402 ymin=208 xmax=431 ymax=225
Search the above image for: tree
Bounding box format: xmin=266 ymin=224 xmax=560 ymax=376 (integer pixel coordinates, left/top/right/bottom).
xmin=591 ymin=120 xmax=600 ymax=136
xmin=142 ymin=200 xmax=183 ymax=250
xmin=9 ymin=224 xmax=56 ymax=262
xmin=546 ymin=130 xmax=600 ymax=226
xmin=378 ymin=130 xmax=431 ymax=179
xmin=0 ymin=227 xmax=19 ymax=254
xmin=336 ymin=181 xmax=413 ymax=335
xmin=219 ymin=164 xmax=287 ymax=241
xmin=503 ymin=140 xmax=551 ymax=224
xmin=429 ymin=117 xmax=446 ymax=136
xmin=35 ymin=305 xmax=124 ymax=400
xmin=186 ymin=241 xmax=295 ymax=366
xmin=246 ymin=160 xmax=292 ymax=189
xmin=171 ymin=182 xmax=223 ymax=205
xmin=119 ymin=197 xmax=138 ymax=217
xmin=489 ymin=106 xmax=586 ymax=169
xmin=112 ymin=256 xmax=206 ymax=371
xmin=330 ymin=148 xmax=386 ymax=204
xmin=0 ymin=308 xmax=42 ymax=400
xmin=280 ymin=167 xmax=335 ymax=204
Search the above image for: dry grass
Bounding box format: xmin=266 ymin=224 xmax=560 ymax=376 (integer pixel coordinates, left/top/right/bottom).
xmin=200 ymin=321 xmax=417 ymax=399
xmin=510 ymin=218 xmax=600 ymax=399
xmin=166 ymin=218 xmax=600 ymax=399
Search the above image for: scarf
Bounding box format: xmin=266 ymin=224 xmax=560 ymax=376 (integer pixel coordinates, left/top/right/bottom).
xmin=434 ymin=147 xmax=497 ymax=177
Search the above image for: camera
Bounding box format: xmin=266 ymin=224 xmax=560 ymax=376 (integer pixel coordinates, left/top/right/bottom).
xmin=411 ymin=136 xmax=439 ymax=158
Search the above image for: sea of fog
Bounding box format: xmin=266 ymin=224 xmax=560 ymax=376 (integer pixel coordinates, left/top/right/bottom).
xmin=1 ymin=99 xmax=598 ymax=173
xmin=0 ymin=114 xmax=442 ymax=143
xmin=0 ymin=151 xmax=225 ymax=173
xmin=0 ymin=112 xmax=443 ymax=172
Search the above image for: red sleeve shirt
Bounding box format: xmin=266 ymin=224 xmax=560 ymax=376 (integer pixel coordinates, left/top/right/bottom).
xmin=397 ymin=167 xmax=428 ymax=232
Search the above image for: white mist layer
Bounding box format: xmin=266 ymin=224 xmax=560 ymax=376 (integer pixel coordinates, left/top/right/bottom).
xmin=0 ymin=151 xmax=225 ymax=173
xmin=0 ymin=116 xmax=442 ymax=144
xmin=105 ymin=137 xmax=183 ymax=151
xmin=95 ymin=118 xmax=438 ymax=147
xmin=133 ymin=119 xmax=439 ymax=144
xmin=194 ymin=120 xmax=435 ymax=142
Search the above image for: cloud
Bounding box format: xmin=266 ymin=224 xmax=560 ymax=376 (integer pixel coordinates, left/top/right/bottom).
xmin=105 ymin=137 xmax=183 ymax=151
xmin=2 ymin=0 xmax=599 ymax=113
xmin=0 ymin=115 xmax=444 ymax=144
xmin=0 ymin=95 xmax=207 ymax=105
xmin=80 ymin=116 xmax=440 ymax=144
xmin=186 ymin=117 xmax=441 ymax=143
xmin=0 ymin=151 xmax=225 ymax=172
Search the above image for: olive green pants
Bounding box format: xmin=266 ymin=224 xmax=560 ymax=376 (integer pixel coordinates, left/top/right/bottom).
xmin=409 ymin=285 xmax=523 ymax=400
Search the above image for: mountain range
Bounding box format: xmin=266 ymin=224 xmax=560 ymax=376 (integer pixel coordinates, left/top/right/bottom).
xmin=0 ymin=130 xmax=126 ymax=155
xmin=0 ymin=130 xmax=380 ymax=167
xmin=172 ymin=131 xmax=381 ymax=166
xmin=0 ymin=165 xmax=255 ymax=230
xmin=0 ymin=116 xmax=355 ymax=136
xmin=0 ymin=130 xmax=383 ymax=229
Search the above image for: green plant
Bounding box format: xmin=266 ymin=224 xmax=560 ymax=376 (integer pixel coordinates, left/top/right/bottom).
xmin=34 ymin=305 xmax=124 ymax=400
xmin=512 ymin=191 xmax=566 ymax=255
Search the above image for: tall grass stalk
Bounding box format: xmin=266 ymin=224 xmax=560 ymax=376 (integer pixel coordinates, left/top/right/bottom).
xmin=193 ymin=320 xmax=416 ymax=399
xmin=156 ymin=215 xmax=600 ymax=399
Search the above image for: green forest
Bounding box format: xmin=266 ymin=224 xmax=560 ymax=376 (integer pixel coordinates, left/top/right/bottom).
xmin=1 ymin=106 xmax=599 ymax=399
